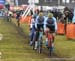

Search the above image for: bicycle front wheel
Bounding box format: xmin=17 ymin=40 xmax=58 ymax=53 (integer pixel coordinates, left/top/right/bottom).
xmin=38 ymin=38 xmax=42 ymax=54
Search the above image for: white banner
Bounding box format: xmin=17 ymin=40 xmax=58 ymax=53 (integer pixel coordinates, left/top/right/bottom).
xmin=28 ymin=0 xmax=39 ymax=3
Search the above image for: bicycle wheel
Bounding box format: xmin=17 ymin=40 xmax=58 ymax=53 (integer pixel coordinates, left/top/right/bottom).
xmin=48 ymin=34 xmax=53 ymax=56
xmin=38 ymin=46 xmax=42 ymax=54
xmin=38 ymin=36 xmax=42 ymax=54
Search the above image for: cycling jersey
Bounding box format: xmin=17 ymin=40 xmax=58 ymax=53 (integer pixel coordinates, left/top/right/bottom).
xmin=44 ymin=17 xmax=57 ymax=32
xmin=46 ymin=18 xmax=55 ymax=33
xmin=35 ymin=16 xmax=45 ymax=31
xmin=38 ymin=17 xmax=44 ymax=24
xmin=30 ymin=18 xmax=35 ymax=29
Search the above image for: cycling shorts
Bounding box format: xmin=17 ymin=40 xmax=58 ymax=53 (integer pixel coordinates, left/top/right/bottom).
xmin=36 ymin=24 xmax=44 ymax=31
xmin=46 ymin=24 xmax=55 ymax=33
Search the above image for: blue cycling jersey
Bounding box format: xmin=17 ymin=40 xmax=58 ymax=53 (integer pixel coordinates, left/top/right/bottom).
xmin=44 ymin=17 xmax=57 ymax=32
xmin=35 ymin=16 xmax=45 ymax=29
xmin=47 ymin=18 xmax=55 ymax=25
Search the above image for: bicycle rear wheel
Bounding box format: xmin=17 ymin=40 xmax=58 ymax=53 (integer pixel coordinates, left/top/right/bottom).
xmin=38 ymin=45 xmax=42 ymax=54
xmin=48 ymin=34 xmax=53 ymax=56
xmin=38 ymin=37 xmax=42 ymax=54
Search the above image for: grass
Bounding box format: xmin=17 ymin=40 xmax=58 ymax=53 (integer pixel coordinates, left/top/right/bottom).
xmin=19 ymin=19 xmax=75 ymax=61
xmin=0 ymin=19 xmax=50 ymax=61
xmin=1 ymin=18 xmax=75 ymax=61
xmin=55 ymin=35 xmax=75 ymax=58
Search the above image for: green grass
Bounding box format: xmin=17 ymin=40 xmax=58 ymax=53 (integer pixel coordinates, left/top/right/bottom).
xmin=1 ymin=18 xmax=75 ymax=61
xmin=0 ymin=19 xmax=50 ymax=61
xmin=55 ymin=35 xmax=75 ymax=58
xmin=20 ymin=19 xmax=75 ymax=61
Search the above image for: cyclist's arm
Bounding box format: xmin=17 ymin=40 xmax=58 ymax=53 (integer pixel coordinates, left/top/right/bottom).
xmin=53 ymin=17 xmax=57 ymax=32
xmin=30 ymin=18 xmax=34 ymax=29
xmin=35 ymin=16 xmax=39 ymax=29
xmin=44 ymin=17 xmax=48 ymax=31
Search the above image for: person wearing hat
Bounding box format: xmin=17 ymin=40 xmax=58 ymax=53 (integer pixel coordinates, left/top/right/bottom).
xmin=44 ymin=13 xmax=57 ymax=52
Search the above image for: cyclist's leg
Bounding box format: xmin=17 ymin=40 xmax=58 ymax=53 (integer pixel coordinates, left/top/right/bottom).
xmin=30 ymin=27 xmax=35 ymax=46
xmin=32 ymin=31 xmax=36 ymax=49
xmin=38 ymin=25 xmax=44 ymax=46
xmin=45 ymin=27 xmax=49 ymax=47
xmin=30 ymin=29 xmax=33 ymax=45
xmin=39 ymin=25 xmax=44 ymax=45
xmin=34 ymin=30 xmax=39 ymax=49
xmin=38 ymin=31 xmax=43 ymax=53
xmin=34 ymin=25 xmax=41 ymax=49
xmin=51 ymin=33 xmax=55 ymax=52
xmin=52 ymin=33 xmax=55 ymax=43
xmin=45 ymin=34 xmax=48 ymax=47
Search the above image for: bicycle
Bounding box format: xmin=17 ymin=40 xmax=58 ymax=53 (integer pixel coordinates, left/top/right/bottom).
xmin=37 ymin=31 xmax=43 ymax=54
xmin=33 ymin=28 xmax=43 ymax=54
xmin=46 ymin=30 xmax=54 ymax=56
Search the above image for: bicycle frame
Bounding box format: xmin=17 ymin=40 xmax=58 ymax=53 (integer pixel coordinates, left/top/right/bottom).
xmin=47 ymin=33 xmax=53 ymax=47
xmin=47 ymin=31 xmax=54 ymax=56
xmin=37 ymin=31 xmax=43 ymax=53
xmin=38 ymin=31 xmax=43 ymax=46
xmin=32 ymin=27 xmax=43 ymax=54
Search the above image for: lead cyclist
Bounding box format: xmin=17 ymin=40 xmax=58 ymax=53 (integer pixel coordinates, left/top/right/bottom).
xmin=44 ymin=13 xmax=57 ymax=51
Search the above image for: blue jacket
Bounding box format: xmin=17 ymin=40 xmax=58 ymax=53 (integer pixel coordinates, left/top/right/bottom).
xmin=35 ymin=16 xmax=45 ymax=28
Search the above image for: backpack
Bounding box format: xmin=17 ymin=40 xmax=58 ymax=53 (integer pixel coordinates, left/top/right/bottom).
xmin=38 ymin=16 xmax=44 ymax=23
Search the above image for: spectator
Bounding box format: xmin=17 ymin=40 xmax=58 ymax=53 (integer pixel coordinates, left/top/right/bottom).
xmin=16 ymin=10 xmax=21 ymax=27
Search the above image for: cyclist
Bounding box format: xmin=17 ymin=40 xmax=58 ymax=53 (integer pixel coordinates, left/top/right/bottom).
xmin=16 ymin=10 xmax=21 ymax=27
xmin=44 ymin=13 xmax=57 ymax=51
xmin=34 ymin=12 xmax=45 ymax=50
xmin=8 ymin=11 xmax=13 ymax=22
xmin=30 ymin=14 xmax=37 ymax=46
xmin=29 ymin=10 xmax=39 ymax=46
